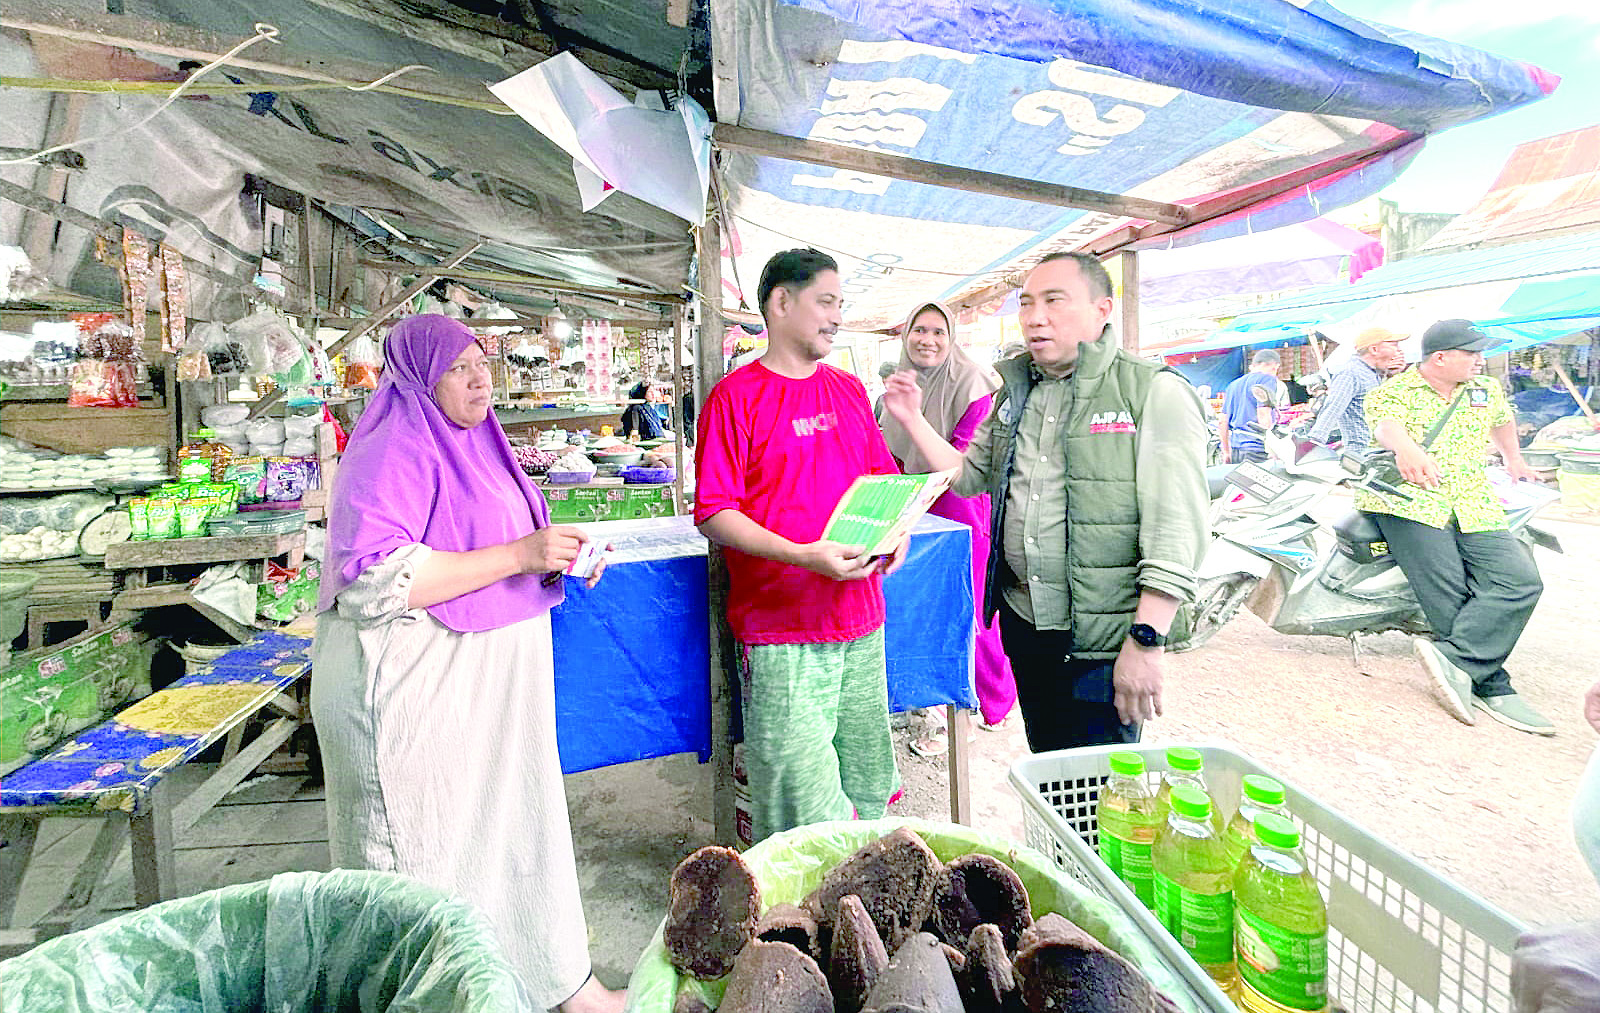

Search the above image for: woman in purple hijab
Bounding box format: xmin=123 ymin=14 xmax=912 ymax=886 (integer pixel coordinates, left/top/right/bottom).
xmin=312 ymin=315 xmax=623 ymax=1013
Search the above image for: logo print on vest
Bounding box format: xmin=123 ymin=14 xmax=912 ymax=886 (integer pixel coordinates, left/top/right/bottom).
xmin=1088 ymin=410 xmax=1137 ymax=435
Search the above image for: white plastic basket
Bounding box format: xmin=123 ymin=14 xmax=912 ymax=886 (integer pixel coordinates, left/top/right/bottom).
xmin=1009 ymin=743 xmax=1526 ymax=1013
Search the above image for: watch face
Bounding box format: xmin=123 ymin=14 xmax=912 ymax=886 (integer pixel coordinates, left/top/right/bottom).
xmin=1130 ymin=624 xmax=1161 ymax=647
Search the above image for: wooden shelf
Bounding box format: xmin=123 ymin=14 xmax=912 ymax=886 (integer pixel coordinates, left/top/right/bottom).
xmin=102 ymin=531 xmax=305 ymax=569
xmin=112 ymin=585 xmax=259 ymax=642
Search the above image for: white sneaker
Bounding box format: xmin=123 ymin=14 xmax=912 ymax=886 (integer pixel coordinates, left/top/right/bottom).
xmin=1413 ymin=637 xmax=1475 ymax=726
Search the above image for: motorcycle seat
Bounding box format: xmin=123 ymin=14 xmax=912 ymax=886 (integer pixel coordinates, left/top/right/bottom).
xmin=1333 ymin=509 xmax=1383 ymax=544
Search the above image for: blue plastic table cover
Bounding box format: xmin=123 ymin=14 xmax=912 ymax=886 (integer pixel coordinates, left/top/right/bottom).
xmin=550 ymin=514 xmax=975 ymax=774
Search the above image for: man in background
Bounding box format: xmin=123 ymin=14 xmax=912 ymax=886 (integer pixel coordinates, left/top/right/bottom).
xmin=1306 ymin=327 xmax=1405 ymax=452
xmin=1219 ymin=349 xmax=1288 ymax=463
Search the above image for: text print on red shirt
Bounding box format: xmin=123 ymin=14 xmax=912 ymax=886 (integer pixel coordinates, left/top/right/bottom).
xmin=792 ymin=412 xmax=841 ymax=437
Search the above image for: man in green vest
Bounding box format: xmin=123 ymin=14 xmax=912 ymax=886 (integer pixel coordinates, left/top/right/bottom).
xmin=882 ymin=253 xmax=1209 ymax=750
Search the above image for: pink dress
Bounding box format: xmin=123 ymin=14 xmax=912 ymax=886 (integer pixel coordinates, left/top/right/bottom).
xmin=921 ymin=394 xmax=1016 ymax=725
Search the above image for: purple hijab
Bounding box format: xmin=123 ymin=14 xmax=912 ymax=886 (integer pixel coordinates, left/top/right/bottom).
xmin=318 ymin=314 xmax=562 ymax=632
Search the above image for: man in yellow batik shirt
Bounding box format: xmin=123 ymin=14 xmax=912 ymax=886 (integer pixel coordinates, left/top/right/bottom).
xmin=1359 ymin=319 xmax=1551 ymax=736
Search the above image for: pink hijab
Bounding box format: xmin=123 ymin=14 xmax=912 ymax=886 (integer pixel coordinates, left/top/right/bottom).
xmin=881 ymin=302 xmax=1000 ymax=473
xmin=318 ymin=314 xmax=561 ymax=632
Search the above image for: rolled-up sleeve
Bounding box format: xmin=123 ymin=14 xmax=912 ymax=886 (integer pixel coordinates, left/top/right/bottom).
xmin=1135 ymin=372 xmax=1210 ymax=603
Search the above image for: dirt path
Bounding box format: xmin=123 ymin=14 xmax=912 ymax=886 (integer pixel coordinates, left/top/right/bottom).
xmin=891 ymin=517 xmax=1599 ymax=928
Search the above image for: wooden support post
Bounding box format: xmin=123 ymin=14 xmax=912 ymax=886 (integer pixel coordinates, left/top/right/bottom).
xmin=0 ymin=816 xmax=41 ymax=927
xmin=1118 ymin=251 xmax=1139 ymax=354
xmin=297 ymin=194 xmax=318 ymax=335
xmin=129 ymin=782 xmax=176 ymax=907
xmin=697 ymin=213 xmax=737 ymax=845
xmin=1554 ymin=362 xmax=1599 ymax=430
xmin=946 ymin=704 xmax=973 ymax=825
xmin=20 ymin=93 xmax=87 ymax=267
xmin=672 ymin=304 xmax=687 ymax=517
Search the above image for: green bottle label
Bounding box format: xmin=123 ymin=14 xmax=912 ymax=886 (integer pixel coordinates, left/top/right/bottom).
xmin=1154 ymin=873 xmax=1234 ymax=965
xmin=1101 ymin=833 xmax=1154 ymax=907
xmin=1236 ymin=908 xmax=1328 ymax=1011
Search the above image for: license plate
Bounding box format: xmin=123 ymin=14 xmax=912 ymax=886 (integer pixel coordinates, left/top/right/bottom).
xmin=1228 ymin=461 xmax=1291 ymax=502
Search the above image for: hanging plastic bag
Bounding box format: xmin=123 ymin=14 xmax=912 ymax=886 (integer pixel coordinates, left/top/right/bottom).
xmin=229 ymin=310 xmax=304 ymax=375
xmin=344 ymin=333 xmax=382 ymax=390
xmin=178 ymin=322 xmax=220 ymax=382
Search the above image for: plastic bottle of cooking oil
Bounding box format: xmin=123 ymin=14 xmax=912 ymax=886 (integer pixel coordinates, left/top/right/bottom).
xmin=1234 ymin=813 xmax=1329 ymax=1013
xmin=1223 ymin=774 xmax=1291 ymax=869
xmin=1096 ymin=750 xmax=1162 ymax=908
xmin=1153 ymin=786 xmax=1238 ymax=993
xmin=1155 ymin=747 xmax=1228 ymax=836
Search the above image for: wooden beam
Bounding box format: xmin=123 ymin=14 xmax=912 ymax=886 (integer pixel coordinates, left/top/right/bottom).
xmin=247 ymin=241 xmax=481 ymax=419
xmin=356 ymin=260 xmax=673 ymax=304
xmin=712 ymin=124 xmax=1192 ymax=226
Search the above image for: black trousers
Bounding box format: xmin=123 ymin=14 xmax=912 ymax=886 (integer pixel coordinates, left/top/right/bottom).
xmin=1369 ymin=513 xmax=1542 ymax=697
xmin=997 ymin=601 xmax=1139 ymax=752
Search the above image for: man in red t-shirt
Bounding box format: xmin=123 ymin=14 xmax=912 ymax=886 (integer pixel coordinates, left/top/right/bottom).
xmin=695 ymin=248 xmax=908 ymax=844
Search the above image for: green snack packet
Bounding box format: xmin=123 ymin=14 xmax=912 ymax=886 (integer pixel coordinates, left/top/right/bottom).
xmin=177 ymin=457 xmax=210 ymax=483
xmin=176 ymin=499 xmax=212 ymax=538
xmin=224 ymin=457 xmax=267 ymax=504
xmin=126 ymin=498 xmax=149 ymax=541
xmin=145 ymin=498 xmax=179 ymax=540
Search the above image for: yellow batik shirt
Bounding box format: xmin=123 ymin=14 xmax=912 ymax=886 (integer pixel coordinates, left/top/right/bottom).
xmin=1357 ymin=368 xmax=1512 ymax=532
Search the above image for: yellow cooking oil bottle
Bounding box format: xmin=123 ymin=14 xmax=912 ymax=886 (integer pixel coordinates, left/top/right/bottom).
xmin=1223 ymin=774 xmax=1291 ymax=869
xmin=1155 ymin=747 xmax=1228 ymax=836
xmin=1096 ymin=750 xmax=1162 ymax=908
xmin=1234 ymin=813 xmax=1329 ymax=1013
xmin=1153 ymin=786 xmax=1237 ymax=993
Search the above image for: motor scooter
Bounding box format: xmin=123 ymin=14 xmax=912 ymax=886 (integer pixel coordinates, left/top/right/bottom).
xmin=1181 ymin=424 xmax=1562 ymax=662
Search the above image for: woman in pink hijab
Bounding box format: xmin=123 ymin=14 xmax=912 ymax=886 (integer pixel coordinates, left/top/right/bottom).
xmin=881 ymin=303 xmax=1016 ymax=752
xmin=313 ymin=315 xmax=622 ymax=1013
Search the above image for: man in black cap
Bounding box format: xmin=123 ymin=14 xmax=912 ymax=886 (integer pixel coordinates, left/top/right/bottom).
xmin=1357 ymin=319 xmax=1551 ymax=734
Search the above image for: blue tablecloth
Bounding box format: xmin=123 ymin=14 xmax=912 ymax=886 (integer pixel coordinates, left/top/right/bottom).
xmin=550 ymin=515 xmax=975 ymax=774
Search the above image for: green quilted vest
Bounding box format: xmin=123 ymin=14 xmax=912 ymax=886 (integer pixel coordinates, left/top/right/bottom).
xmin=983 ymin=333 xmax=1191 ymax=658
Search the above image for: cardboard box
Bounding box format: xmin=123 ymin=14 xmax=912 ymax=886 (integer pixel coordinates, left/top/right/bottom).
xmin=0 ymin=624 xmax=149 ymax=774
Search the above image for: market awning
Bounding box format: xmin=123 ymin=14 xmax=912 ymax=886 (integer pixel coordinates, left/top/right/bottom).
xmin=1202 ymin=230 xmax=1600 ymax=340
xmin=1137 ymin=217 xmax=1383 ymax=309
xmin=710 ymin=0 xmax=1555 ymax=328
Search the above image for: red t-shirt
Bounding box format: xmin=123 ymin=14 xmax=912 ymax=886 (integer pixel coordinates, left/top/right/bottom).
xmin=695 ymin=361 xmax=900 ymax=645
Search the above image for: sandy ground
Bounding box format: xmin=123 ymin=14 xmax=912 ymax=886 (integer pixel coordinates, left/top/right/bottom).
xmin=888 ymin=514 xmax=1600 ymax=929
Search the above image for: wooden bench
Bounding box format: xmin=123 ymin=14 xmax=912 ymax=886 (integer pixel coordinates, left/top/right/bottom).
xmin=0 ymin=631 xmax=312 ymax=954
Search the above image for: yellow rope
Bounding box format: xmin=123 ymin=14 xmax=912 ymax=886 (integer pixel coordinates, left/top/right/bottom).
xmin=0 ymin=76 xmax=513 ymax=113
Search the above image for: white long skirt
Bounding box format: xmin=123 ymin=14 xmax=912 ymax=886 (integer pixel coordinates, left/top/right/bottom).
xmin=310 ymin=544 xmax=590 ymax=1008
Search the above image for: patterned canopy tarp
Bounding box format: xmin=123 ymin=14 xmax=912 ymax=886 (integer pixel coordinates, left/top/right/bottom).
xmin=712 ymin=0 xmax=1556 ymax=328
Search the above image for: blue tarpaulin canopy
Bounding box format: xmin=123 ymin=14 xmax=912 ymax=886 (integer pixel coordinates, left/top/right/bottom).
xmin=711 ymin=0 xmax=1555 ymax=328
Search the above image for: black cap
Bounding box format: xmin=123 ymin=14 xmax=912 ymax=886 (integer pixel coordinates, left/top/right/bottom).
xmin=1421 ymin=319 xmax=1504 ymax=356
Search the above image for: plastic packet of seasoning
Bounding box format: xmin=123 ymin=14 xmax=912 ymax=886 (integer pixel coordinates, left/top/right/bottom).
xmin=177 ymin=458 xmax=211 ymax=483
xmin=145 ymin=498 xmax=179 ymax=540
xmin=126 ymin=498 xmax=149 ymax=540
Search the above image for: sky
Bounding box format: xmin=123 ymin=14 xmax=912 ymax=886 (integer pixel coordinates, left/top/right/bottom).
xmin=1331 ymin=0 xmax=1600 ymax=213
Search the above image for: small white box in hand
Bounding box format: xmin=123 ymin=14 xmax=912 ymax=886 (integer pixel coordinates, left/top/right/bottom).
xmin=565 ymin=540 xmax=609 ymax=580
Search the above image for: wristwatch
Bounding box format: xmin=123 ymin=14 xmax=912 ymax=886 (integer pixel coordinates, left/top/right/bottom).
xmin=1128 ymin=623 xmax=1169 ymax=648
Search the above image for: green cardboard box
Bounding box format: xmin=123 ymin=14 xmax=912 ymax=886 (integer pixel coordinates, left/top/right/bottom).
xmin=0 ymin=624 xmax=150 ymax=774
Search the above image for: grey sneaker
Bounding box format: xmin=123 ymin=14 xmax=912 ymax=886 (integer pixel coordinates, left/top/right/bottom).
xmin=1473 ymin=693 xmax=1556 ymax=736
xmin=1413 ymin=637 xmax=1475 ymax=725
